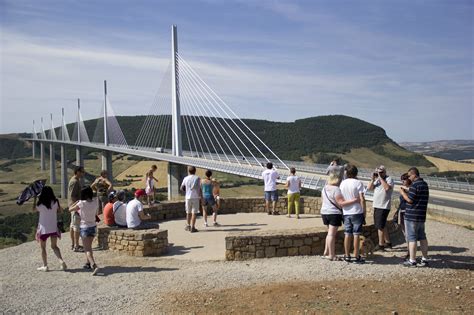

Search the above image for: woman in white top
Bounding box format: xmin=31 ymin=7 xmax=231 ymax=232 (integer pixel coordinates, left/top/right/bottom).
xmin=321 ymin=172 xmax=359 ymax=261
xmin=34 ymin=186 xmax=67 ymax=272
xmin=69 ymin=186 xmax=100 ymax=275
xmin=285 ymin=167 xmax=302 ymax=218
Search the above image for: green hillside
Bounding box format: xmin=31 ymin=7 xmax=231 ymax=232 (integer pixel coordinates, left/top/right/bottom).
xmin=0 ymin=115 xmax=434 ymax=168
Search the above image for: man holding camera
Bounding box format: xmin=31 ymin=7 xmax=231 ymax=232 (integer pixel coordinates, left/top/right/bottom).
xmin=367 ymin=165 xmax=394 ymax=251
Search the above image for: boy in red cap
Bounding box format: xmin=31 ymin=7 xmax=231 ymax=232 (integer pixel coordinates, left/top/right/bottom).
xmin=126 ymin=189 xmax=151 ymax=229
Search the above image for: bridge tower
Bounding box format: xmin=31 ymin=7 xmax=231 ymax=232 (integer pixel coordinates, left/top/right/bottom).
xmin=168 ymin=25 xmax=187 ymax=200
xmin=32 ymin=120 xmax=36 ymax=159
xmin=49 ymin=113 xmax=57 ymax=184
xmin=60 ymin=108 xmax=68 ymax=198
xmin=75 ymin=99 xmax=84 ymax=167
xmin=40 ymin=117 xmax=46 ymax=171
xmin=101 ymin=80 xmax=113 ymax=180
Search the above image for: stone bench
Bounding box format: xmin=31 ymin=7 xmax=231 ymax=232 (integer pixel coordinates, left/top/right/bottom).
xmin=225 ymin=221 xmax=404 ymax=261
xmin=95 ymin=224 xmax=168 ymax=257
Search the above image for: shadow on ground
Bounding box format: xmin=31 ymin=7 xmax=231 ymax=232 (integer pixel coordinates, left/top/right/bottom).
xmin=65 ymin=266 xmax=179 ymax=276
xmin=367 ymin=245 xmax=473 ymax=270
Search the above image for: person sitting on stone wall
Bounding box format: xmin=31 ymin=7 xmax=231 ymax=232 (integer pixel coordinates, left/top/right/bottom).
xmin=126 ymin=189 xmax=152 ymax=230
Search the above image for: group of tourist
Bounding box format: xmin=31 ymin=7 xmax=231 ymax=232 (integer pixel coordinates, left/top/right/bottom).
xmin=263 ymin=160 xmax=430 ymax=267
xmin=319 ymin=161 xmax=430 ymax=267
xmin=32 ymin=158 xmax=430 ymax=273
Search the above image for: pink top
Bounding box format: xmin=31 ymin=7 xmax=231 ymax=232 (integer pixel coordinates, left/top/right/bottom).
xmin=36 ymin=201 xmax=59 ymax=235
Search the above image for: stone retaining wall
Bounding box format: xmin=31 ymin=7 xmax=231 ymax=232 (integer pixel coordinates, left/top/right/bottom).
xmin=96 ymin=225 xmax=168 ymax=257
xmin=144 ymin=197 xmax=322 ymax=218
xmin=225 ymin=221 xmax=403 ymax=261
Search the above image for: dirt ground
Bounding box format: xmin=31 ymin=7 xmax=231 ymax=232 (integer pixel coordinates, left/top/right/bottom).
xmin=158 ymin=270 xmax=474 ymax=314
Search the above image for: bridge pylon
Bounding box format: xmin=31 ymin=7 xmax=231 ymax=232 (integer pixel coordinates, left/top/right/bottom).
xmin=101 ymin=80 xmax=113 ymax=180
xmin=75 ymin=98 xmax=84 ymax=167
xmin=60 ymin=108 xmax=68 ymax=198
xmin=40 ymin=117 xmax=46 ymax=171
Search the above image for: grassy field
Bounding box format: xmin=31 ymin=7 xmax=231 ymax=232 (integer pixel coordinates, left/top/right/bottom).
xmin=425 ymin=155 xmax=474 ymax=172
xmin=342 ymin=146 xmax=437 ymax=173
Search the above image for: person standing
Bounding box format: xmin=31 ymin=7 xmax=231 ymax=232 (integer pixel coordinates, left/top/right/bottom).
xmin=395 ymin=173 xmax=412 ymax=260
xmin=262 ymin=162 xmax=280 ymax=215
xmin=68 ymin=166 xmax=84 ymax=252
xmin=321 ymin=173 xmax=359 ymax=261
xmin=366 ymin=165 xmax=394 ymax=251
xmin=69 ymin=186 xmax=100 ymax=275
xmin=201 ymin=170 xmax=219 ymax=227
xmin=180 ymin=166 xmax=201 ymax=233
xmin=34 ymin=186 xmax=67 ymax=271
xmin=91 ymin=170 xmax=113 ymax=214
xmin=400 ymin=167 xmax=430 ymax=268
xmin=126 ymin=189 xmax=152 ymax=229
xmin=285 ymin=167 xmax=301 ymax=218
xmin=213 ymin=180 xmax=221 ymax=210
xmin=339 ymin=164 xmax=366 ymax=264
xmin=145 ymin=165 xmax=159 ymax=206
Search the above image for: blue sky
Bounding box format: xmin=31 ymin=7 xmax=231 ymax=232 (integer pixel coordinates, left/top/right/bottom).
xmin=1 ymin=0 xmax=472 ymax=142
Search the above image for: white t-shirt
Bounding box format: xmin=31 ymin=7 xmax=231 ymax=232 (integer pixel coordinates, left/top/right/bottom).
xmin=181 ymin=175 xmax=201 ymax=199
xmin=286 ymin=175 xmax=301 ymax=194
xmin=77 ymin=199 xmax=98 ymax=228
xmin=113 ymin=201 xmax=127 ymax=226
xmin=321 ymin=185 xmax=343 ymax=215
xmin=372 ymin=176 xmax=394 ymax=209
xmin=36 ymin=201 xmax=59 ymax=235
xmin=126 ymin=198 xmax=143 ymax=228
xmin=262 ymin=169 xmax=279 ymax=192
xmin=339 ymin=178 xmax=365 ymax=215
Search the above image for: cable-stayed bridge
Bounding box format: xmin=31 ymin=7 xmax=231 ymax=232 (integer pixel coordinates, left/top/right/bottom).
xmin=27 ymin=26 xmax=472 ymax=209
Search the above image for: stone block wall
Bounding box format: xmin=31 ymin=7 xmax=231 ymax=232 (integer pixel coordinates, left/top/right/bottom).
xmin=225 ymin=221 xmax=403 ymax=261
xmin=107 ymin=229 xmax=168 ymax=257
xmin=95 ymin=225 xmax=168 ymax=257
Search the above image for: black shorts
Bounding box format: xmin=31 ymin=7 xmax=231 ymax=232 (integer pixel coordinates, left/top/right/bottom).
xmin=321 ymin=214 xmax=343 ymax=227
xmin=374 ymin=208 xmax=390 ymax=229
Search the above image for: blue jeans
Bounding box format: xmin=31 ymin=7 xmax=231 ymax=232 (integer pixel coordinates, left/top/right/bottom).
xmin=264 ymin=190 xmax=278 ymax=202
xmin=343 ymin=214 xmax=364 ymax=235
xmin=405 ymin=220 xmax=426 ymax=242
xmin=80 ymin=226 xmax=96 ymax=238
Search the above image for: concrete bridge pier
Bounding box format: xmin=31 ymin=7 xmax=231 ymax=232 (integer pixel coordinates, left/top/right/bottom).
xmin=75 ymin=146 xmax=84 ymax=167
xmin=40 ymin=143 xmax=46 ymax=171
xmin=101 ymin=151 xmax=113 ymax=180
xmin=60 ymin=144 xmax=68 ymax=198
xmin=49 ymin=143 xmax=56 ymax=184
xmin=167 ymin=163 xmax=187 ymax=201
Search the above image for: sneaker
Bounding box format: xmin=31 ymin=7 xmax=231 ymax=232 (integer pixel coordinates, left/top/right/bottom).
xmin=402 ymin=260 xmax=417 ymax=268
xmin=385 ymin=242 xmax=393 ymax=249
xmin=184 ymin=225 xmax=191 ymax=231
xmin=190 ymin=227 xmax=199 ymax=233
xmin=417 ymin=259 xmax=429 ymax=268
xmin=343 ymin=255 xmax=351 ymax=263
xmin=74 ymin=246 xmax=84 ymax=253
xmin=374 ymin=245 xmax=386 ymax=252
xmin=352 ymin=256 xmax=365 ymax=264
xmin=213 ymin=222 xmax=220 ymax=227
xmin=37 ymin=266 xmax=49 ymax=272
xmin=402 ymin=253 xmax=410 ymax=261
xmin=272 ymin=211 xmax=280 ymax=216
xmin=267 ymin=211 xmax=272 ymax=215
xmin=203 ymin=222 xmax=208 ymax=228
xmin=60 ymin=262 xmax=67 ymax=270
xmin=83 ymin=263 xmax=92 ymax=270
xmin=91 ymin=264 xmax=99 ymax=276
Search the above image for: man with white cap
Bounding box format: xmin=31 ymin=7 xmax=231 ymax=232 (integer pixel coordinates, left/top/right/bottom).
xmin=367 ymin=165 xmax=394 ymax=251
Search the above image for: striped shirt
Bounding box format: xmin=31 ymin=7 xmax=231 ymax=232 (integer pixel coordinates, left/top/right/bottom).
xmin=404 ymin=178 xmax=429 ymax=222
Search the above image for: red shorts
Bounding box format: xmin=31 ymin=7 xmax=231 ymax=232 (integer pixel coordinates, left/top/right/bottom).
xmin=39 ymin=232 xmax=60 ymax=241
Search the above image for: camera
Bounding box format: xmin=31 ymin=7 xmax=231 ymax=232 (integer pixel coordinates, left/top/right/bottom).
xmin=373 ymin=172 xmax=379 ymax=178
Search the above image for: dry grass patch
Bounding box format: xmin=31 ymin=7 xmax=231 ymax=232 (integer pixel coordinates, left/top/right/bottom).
xmin=425 ymin=155 xmax=474 ymax=172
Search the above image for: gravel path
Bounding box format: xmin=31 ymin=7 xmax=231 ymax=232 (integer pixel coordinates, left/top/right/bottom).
xmin=1 ymin=220 xmax=473 ymax=313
